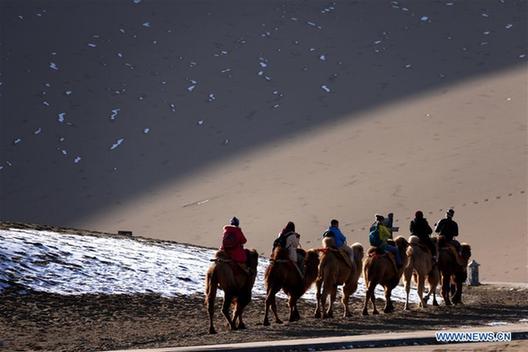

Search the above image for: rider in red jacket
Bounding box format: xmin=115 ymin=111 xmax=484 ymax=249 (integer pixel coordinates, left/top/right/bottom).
xmin=221 ymin=217 xmax=247 ymax=263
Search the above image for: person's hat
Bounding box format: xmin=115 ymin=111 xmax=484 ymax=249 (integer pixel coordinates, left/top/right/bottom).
xmin=446 ymin=209 xmax=455 ymax=216
xmin=230 ymin=217 xmax=240 ymax=226
xmin=375 ymin=214 xmax=385 ymax=221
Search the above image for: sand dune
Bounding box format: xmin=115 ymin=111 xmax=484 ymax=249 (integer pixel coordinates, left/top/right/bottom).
xmin=1 ymin=0 xmax=526 ymax=282
xmin=83 ymin=66 xmax=527 ymax=282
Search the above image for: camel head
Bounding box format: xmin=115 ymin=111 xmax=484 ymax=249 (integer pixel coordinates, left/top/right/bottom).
xmin=460 ymin=243 xmax=471 ymax=262
xmin=303 ymin=249 xmax=320 ymax=290
xmin=304 ymin=249 xmax=320 ymax=271
xmin=247 ymin=249 xmax=259 ymax=271
xmin=394 ymin=236 xmax=409 ymax=252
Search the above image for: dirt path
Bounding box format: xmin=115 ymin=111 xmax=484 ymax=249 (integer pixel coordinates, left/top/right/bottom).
xmin=1 ymin=284 xmax=526 ymax=351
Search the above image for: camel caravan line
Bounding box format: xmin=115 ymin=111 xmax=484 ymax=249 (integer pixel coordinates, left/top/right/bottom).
xmin=205 ymin=219 xmax=471 ymax=334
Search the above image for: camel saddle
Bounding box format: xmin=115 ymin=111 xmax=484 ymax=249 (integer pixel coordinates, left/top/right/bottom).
xmin=212 ymin=250 xmax=251 ymax=275
xmin=368 ymin=247 xmax=398 ymax=272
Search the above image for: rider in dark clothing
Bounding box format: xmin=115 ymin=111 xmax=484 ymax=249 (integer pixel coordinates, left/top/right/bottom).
xmin=435 ymin=209 xmax=461 ymax=256
xmin=410 ymin=211 xmax=436 ymax=258
xmin=435 ymin=209 xmax=459 ymax=242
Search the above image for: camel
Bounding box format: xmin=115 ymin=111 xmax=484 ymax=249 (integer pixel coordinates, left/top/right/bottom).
xmin=314 ymin=239 xmax=364 ymax=318
xmin=263 ymin=247 xmax=320 ymax=325
xmin=403 ymin=235 xmax=440 ymax=310
xmin=435 ymin=237 xmax=471 ymax=305
xmin=362 ymin=236 xmax=409 ymax=315
xmin=205 ymin=249 xmax=259 ymax=334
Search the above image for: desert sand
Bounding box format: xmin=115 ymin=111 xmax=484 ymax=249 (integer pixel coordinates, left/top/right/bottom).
xmin=1 ymin=0 xmax=526 ymax=286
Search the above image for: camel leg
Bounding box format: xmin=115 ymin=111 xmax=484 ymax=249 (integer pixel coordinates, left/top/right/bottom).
xmin=432 ymin=291 xmax=439 ymax=306
xmin=232 ymin=302 xmax=242 ymax=329
xmin=271 ymin=287 xmax=283 ymax=324
xmin=371 ymin=285 xmax=379 ymax=315
xmin=292 ymin=301 xmax=300 ymax=321
xmin=314 ymin=278 xmax=323 ymax=318
xmin=342 ymin=280 xmax=357 ymax=317
xmin=403 ymin=267 xmax=412 ymax=311
xmin=417 ymin=275 xmax=426 ymax=308
xmin=288 ymin=295 xmax=300 ymax=322
xmin=452 ymin=274 xmax=464 ymax=305
xmin=263 ymin=289 xmax=271 ymax=326
xmin=323 ymin=285 xmax=337 ymax=318
xmin=328 ymin=284 xmax=338 ymax=318
xmin=383 ymin=286 xmax=394 ymax=313
xmin=320 ymin=282 xmax=332 ymax=318
xmin=362 ymin=284 xmax=370 ymax=316
xmin=450 ymin=279 xmax=456 ymax=296
xmin=233 ymin=296 xmax=250 ymax=330
xmin=320 ymin=285 xmax=329 ymax=318
xmin=206 ymin=273 xmax=217 ymax=334
xmin=363 ymin=282 xmax=377 ymax=315
xmin=426 ymin=269 xmax=439 ymax=306
xmin=424 ymin=283 xmax=437 ymax=305
xmin=221 ymin=294 xmax=236 ymax=330
xmin=441 ymin=274 xmax=452 ymax=306
xmin=264 ymin=285 xmax=282 ymax=326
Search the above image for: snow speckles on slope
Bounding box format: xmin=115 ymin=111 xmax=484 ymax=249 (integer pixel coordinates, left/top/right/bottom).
xmin=0 ymin=229 xmax=421 ymax=302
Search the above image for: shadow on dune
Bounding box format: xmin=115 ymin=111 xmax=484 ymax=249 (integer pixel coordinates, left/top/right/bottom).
xmin=0 ymin=0 xmax=526 ymax=227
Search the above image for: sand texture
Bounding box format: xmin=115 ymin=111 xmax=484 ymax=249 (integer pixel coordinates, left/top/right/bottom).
xmin=1 ymin=0 xmax=526 ymax=284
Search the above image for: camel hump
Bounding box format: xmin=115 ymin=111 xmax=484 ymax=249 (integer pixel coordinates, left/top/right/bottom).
xmin=322 ymin=236 xmax=336 ymax=249
xmin=408 ymin=235 xmax=420 ymax=245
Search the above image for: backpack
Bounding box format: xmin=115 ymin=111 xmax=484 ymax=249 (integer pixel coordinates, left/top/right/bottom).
xmin=222 ymin=232 xmax=237 ymax=249
xmin=272 ymin=232 xmax=293 ymax=250
xmin=369 ymin=225 xmax=382 ymax=247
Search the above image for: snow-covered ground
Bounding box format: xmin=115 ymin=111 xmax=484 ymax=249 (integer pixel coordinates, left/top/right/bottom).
xmin=0 ymin=228 xmax=420 ymax=302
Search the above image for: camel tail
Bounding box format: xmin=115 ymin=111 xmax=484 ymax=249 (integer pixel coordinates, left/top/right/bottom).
xmin=362 ymin=258 xmax=369 ymax=286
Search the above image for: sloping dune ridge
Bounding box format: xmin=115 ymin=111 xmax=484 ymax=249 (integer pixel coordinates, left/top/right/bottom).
xmin=0 ymin=0 xmax=526 ymax=283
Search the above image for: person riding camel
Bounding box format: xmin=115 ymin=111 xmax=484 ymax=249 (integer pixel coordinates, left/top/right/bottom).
xmin=410 ymin=210 xmax=436 ymax=261
xmin=273 ymin=221 xmax=303 ymax=276
xmin=322 ymin=219 xmax=355 ymax=264
xmin=434 ymin=209 xmax=460 ymax=252
xmin=370 ymin=214 xmax=402 ymax=268
xmin=221 ymin=217 xmax=248 ymax=271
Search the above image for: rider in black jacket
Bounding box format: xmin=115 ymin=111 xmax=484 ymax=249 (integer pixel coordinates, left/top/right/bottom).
xmin=435 ymin=209 xmax=461 ymax=253
xmin=410 ymin=210 xmax=436 ymax=258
